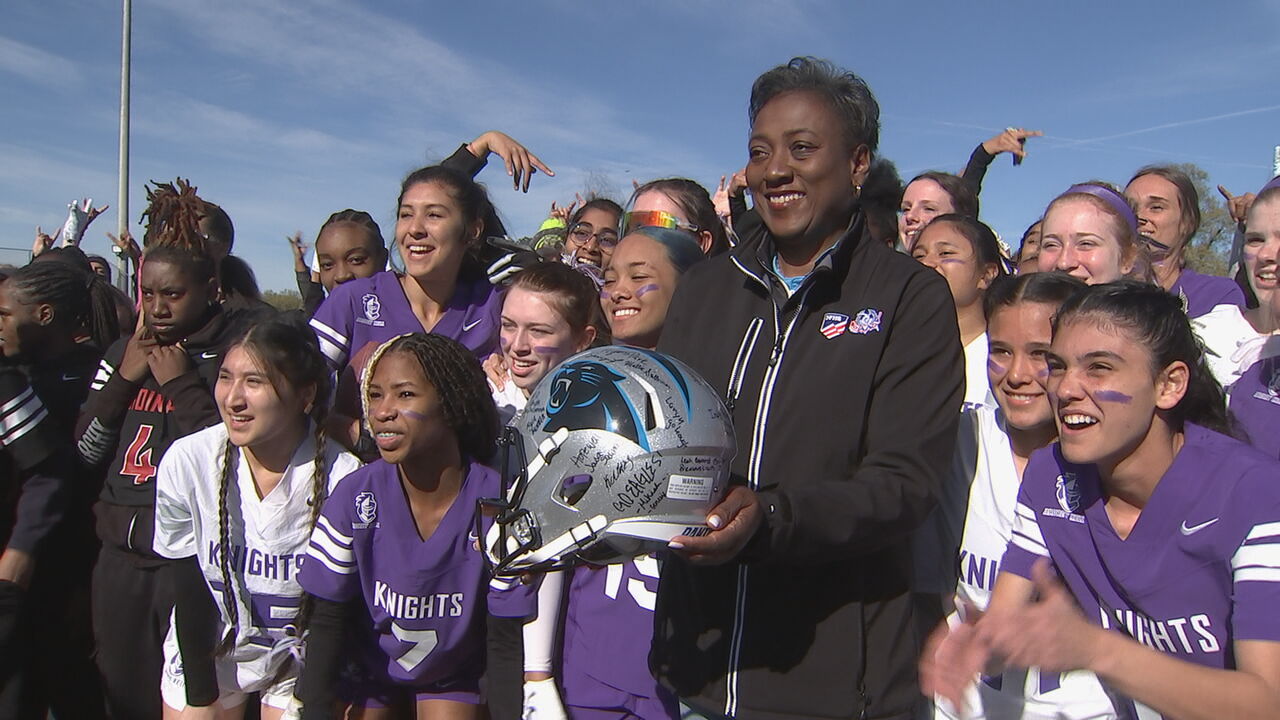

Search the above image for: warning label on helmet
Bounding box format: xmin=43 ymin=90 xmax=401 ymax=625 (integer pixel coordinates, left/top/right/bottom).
xmin=667 ymin=474 xmax=713 ymax=502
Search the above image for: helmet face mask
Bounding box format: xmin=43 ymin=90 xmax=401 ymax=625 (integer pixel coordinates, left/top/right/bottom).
xmin=481 ymin=347 xmax=735 ymax=576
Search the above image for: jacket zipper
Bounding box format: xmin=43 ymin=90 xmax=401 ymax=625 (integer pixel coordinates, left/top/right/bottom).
xmin=725 ymin=318 xmax=764 ymax=414
xmin=723 ymin=265 xmax=813 ymax=717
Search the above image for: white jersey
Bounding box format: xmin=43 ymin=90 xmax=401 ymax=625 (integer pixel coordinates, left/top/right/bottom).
xmin=963 ymin=333 xmax=996 ymax=411
xmin=935 ymin=406 xmax=1117 ymax=720
xmin=154 ymin=423 xmax=361 ymax=692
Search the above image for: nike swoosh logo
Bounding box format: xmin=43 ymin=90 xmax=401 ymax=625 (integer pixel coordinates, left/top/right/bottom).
xmin=462 ymin=319 xmax=483 ymax=332
xmin=1180 ymin=518 xmax=1219 ymax=535
xmin=61 ymin=374 xmax=80 ymax=381
xmin=200 ymin=351 xmax=218 ymax=359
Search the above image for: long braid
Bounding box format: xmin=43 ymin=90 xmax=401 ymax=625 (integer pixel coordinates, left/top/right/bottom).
xmin=216 ymin=438 xmax=240 ymax=655
xmin=291 ymin=407 xmax=330 ymax=637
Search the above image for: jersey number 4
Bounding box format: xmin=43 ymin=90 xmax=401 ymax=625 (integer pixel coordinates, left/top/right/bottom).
xmin=122 ymin=424 xmax=158 ymax=485
xmin=391 ymin=623 xmax=439 ymax=673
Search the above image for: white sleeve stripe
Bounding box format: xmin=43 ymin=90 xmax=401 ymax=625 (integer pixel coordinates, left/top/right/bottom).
xmin=316 ymin=514 xmax=353 ymax=545
xmin=309 ymin=319 xmax=350 ymax=351
xmin=309 ymin=529 xmax=356 ymax=566
xmin=1232 ymin=543 xmax=1280 ymax=570
xmin=306 ymin=545 xmax=357 ymax=575
xmin=1234 ymin=567 xmax=1280 ymax=583
xmin=316 ymin=335 xmax=346 ymax=365
xmin=1245 ymin=522 xmax=1280 ymax=541
xmin=0 ymin=386 xmax=37 ymax=416
xmin=1015 ymin=503 xmax=1038 ymax=520
xmin=0 ymin=392 xmax=48 ymax=445
xmin=1011 ymin=532 xmax=1050 ymax=557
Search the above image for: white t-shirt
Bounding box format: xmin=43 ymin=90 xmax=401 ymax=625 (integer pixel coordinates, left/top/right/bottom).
xmin=154 ymin=423 xmax=362 ymax=692
xmin=963 ymin=333 xmax=996 ymax=411
xmin=934 ymin=406 xmax=1117 ymax=720
xmin=490 ymin=374 xmax=529 ymax=427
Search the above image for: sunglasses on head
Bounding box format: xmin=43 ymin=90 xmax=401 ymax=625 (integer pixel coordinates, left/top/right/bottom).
xmin=622 ymin=210 xmax=699 ymax=235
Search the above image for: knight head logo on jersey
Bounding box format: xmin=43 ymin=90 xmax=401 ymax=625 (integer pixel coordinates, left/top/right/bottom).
xmin=359 ymin=293 xmax=385 ymax=327
xmin=354 ymin=491 xmax=378 ymax=526
xmin=1056 ymin=473 xmax=1082 ymax=513
xmin=542 ymin=360 xmax=647 ymax=449
xmin=848 ymin=308 xmax=883 ymax=335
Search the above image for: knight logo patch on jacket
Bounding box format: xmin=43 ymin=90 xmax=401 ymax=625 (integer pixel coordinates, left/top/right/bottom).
xmin=848 ymin=308 xmax=883 ymax=335
xmin=820 ymin=312 xmax=850 ymax=339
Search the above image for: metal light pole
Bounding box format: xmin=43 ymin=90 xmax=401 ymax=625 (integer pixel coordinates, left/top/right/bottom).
xmin=115 ymin=0 xmax=131 ymax=294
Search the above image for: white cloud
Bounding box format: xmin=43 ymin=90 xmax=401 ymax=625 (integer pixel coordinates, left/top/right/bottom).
xmin=0 ymin=36 xmax=85 ymax=88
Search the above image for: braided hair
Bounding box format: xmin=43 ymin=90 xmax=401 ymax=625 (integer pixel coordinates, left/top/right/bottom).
xmin=360 ymin=333 xmax=498 ymax=462
xmin=5 ymin=260 xmax=121 ymax=351
xmin=214 ymin=316 xmax=332 ymax=653
xmin=320 ymin=209 xmax=385 ymax=251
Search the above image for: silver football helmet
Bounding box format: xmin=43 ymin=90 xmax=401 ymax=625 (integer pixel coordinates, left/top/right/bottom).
xmin=481 ymin=346 xmax=735 ymax=575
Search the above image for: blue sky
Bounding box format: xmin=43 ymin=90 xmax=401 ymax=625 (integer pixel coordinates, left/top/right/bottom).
xmin=4 ymin=0 xmax=1280 ymax=290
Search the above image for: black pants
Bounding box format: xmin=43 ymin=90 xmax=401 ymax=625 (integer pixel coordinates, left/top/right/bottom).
xmin=0 ymin=529 xmax=104 ymax=719
xmin=92 ymin=547 xmax=174 ymax=720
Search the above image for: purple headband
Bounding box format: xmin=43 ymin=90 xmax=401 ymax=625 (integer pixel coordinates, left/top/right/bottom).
xmin=1057 ymin=184 xmax=1139 ymax=235
xmin=1261 ymin=175 xmax=1280 ymax=194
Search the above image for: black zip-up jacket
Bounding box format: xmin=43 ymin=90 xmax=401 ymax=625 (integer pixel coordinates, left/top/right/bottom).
xmin=652 ymin=210 xmax=963 ymax=720
xmin=75 ymin=307 xmax=243 ymax=560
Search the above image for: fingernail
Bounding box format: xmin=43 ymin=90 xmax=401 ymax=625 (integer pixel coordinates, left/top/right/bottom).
xmin=667 ymin=541 xmax=684 ymax=550
xmin=708 ymin=515 xmax=723 ymax=529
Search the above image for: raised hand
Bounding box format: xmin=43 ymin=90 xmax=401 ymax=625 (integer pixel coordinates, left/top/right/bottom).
xmin=107 ymin=229 xmax=142 ymax=263
xmin=32 ymin=226 xmax=56 ymax=257
xmin=982 ymin=127 xmax=1044 ymax=165
xmin=287 ymin=232 xmax=309 ymax=272
xmin=469 ymin=130 xmax=555 ymax=193
xmin=1219 ymin=185 xmax=1256 ymax=225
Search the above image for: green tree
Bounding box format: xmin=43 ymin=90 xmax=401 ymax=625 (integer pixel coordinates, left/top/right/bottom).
xmin=1168 ymin=163 xmax=1233 ymax=277
xmin=262 ymin=289 xmax=302 ymax=311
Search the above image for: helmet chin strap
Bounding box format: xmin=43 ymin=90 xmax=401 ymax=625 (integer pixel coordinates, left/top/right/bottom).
xmin=511 ymin=514 xmax=610 ymax=571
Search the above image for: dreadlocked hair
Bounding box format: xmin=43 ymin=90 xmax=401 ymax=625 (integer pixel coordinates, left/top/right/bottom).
xmin=214 ymin=316 xmax=333 ymax=653
xmin=141 ymin=178 xmax=213 ymax=254
xmin=361 ymin=333 xmax=498 ymax=461
xmin=6 ymin=260 xmax=121 ymax=351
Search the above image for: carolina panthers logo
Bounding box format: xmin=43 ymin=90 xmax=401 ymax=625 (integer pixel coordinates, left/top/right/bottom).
xmin=1056 ymin=473 xmax=1082 ymax=513
xmin=355 ymin=491 xmax=378 ymax=525
xmin=543 ymin=361 xmax=648 ymax=449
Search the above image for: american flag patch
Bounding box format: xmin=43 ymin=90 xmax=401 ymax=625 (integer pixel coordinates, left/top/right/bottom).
xmin=820 ymin=312 xmax=850 ymax=339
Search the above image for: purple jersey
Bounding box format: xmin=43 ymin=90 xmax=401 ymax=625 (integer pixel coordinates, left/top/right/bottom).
xmin=310 ymin=269 xmax=501 ymax=378
xmin=1171 ymin=268 xmax=1245 ymax=318
xmin=1228 ymin=356 xmax=1280 ymax=459
xmin=298 ymin=459 xmax=531 ymax=690
xmin=1004 ymin=424 xmax=1280 ymax=718
xmin=562 ymin=556 xmax=677 ymax=717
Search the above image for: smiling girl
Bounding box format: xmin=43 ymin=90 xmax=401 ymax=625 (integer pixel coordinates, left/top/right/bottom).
xmin=490 ymin=263 xmax=600 ymax=424
xmin=601 ymin=227 xmax=704 ymax=350
xmin=296 ymin=333 xmax=529 ymax=719
xmin=310 ymin=166 xmax=505 ymax=451
xmin=912 ymin=215 xmax=1006 ymax=409
xmin=923 ymin=272 xmax=1119 ymax=719
xmin=898 ymin=172 xmax=978 ymax=252
xmin=924 ymin=281 xmax=1280 ymax=720
xmin=153 ymin=318 xmax=360 ymax=719
xmin=1037 ymin=183 xmax=1148 ymax=285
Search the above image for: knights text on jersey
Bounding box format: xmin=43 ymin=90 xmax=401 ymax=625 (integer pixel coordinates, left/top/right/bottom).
xmin=298 ymin=459 xmax=528 ymax=689
xmin=153 ymin=423 xmax=361 ymax=687
xmin=1003 ymin=424 xmax=1280 ymax=718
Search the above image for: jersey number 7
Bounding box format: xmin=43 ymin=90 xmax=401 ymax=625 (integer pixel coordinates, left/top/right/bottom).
xmin=391 ymin=623 xmax=439 ymax=672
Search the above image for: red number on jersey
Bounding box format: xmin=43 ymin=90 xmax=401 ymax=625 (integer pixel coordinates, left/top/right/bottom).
xmin=122 ymin=424 xmax=157 ymax=485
